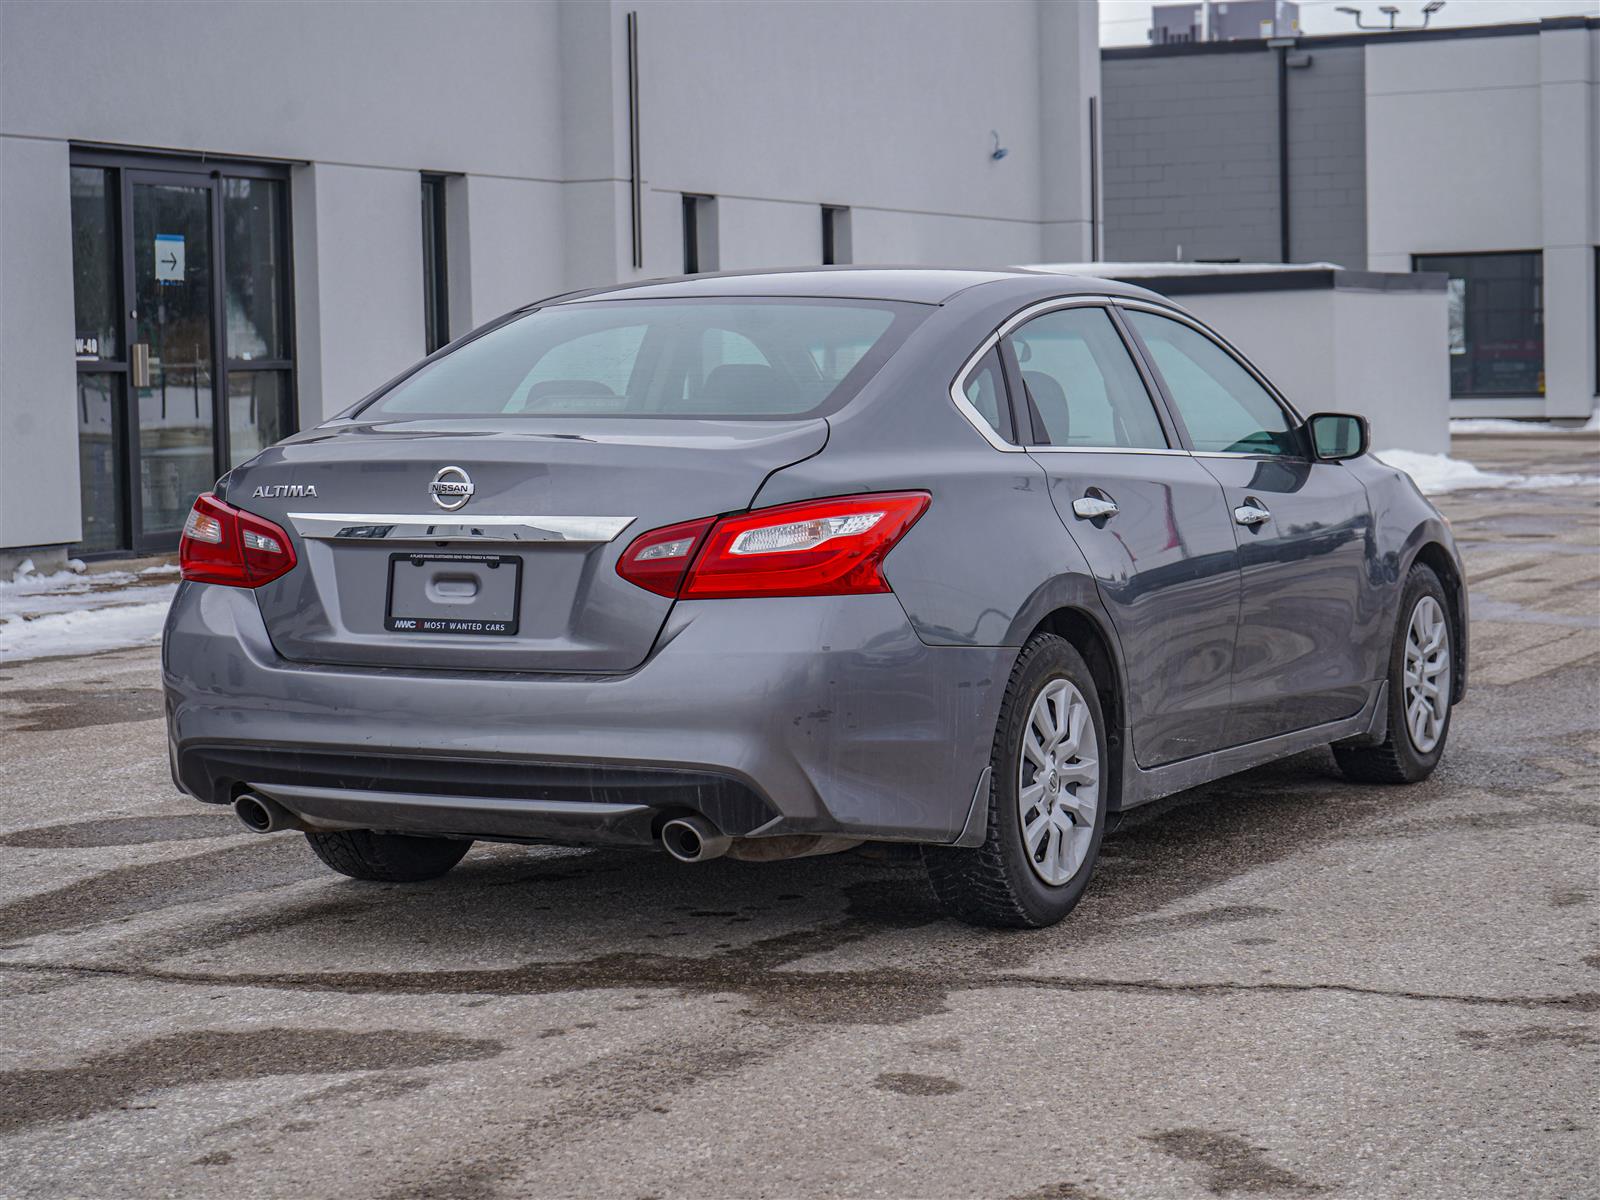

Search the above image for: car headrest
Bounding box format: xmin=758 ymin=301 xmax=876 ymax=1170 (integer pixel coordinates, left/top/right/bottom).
xmin=1023 ymin=370 xmax=1069 ymax=443
xmin=683 ymin=363 xmax=796 ymax=414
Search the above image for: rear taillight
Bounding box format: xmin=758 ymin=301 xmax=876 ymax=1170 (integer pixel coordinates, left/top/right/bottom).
xmin=616 ymin=492 xmax=929 ymax=600
xmin=179 ymin=493 xmax=297 ymax=588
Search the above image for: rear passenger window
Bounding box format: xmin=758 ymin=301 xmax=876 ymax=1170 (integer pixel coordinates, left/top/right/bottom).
xmin=1005 ymin=308 xmax=1168 ymax=449
xmin=960 ymin=347 xmax=1013 ymax=442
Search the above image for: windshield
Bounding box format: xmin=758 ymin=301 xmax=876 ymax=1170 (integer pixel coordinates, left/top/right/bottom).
xmin=365 ymin=297 xmax=928 ymax=420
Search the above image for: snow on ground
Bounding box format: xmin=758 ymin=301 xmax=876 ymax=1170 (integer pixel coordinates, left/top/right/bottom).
xmin=1374 ymin=449 xmax=1600 ymax=495
xmin=0 ymin=559 xmax=177 ymax=664
xmin=1452 ymin=414 xmax=1600 ymax=435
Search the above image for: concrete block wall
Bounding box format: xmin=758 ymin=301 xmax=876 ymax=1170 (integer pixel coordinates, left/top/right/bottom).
xmin=1285 ymin=45 xmax=1366 ymax=267
xmin=1101 ymin=51 xmax=1282 ymax=262
xmin=1102 ymin=42 xmax=1368 ymax=267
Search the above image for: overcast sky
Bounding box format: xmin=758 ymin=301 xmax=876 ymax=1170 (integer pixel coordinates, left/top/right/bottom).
xmin=1100 ymin=0 xmax=1600 ymax=46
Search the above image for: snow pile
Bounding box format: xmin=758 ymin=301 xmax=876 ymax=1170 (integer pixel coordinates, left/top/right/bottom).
xmin=1452 ymin=413 xmax=1600 ymax=435
xmin=1374 ymin=449 xmax=1600 ymax=495
xmin=0 ymin=559 xmax=177 ymax=663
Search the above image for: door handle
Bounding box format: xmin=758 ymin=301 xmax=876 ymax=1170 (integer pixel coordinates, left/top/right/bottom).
xmin=1233 ymin=502 xmax=1272 ymax=527
xmin=1072 ymin=495 xmax=1119 ymax=520
xmin=131 ymin=342 xmax=152 ymax=389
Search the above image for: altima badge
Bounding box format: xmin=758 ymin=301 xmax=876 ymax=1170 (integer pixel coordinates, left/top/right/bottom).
xmin=429 ymin=465 xmax=475 ymax=511
xmin=252 ymin=484 xmax=317 ymax=499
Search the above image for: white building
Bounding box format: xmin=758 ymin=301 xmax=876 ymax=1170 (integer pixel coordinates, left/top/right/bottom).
xmin=1102 ymin=15 xmax=1598 ymax=423
xmin=0 ymin=0 xmax=1101 ymax=570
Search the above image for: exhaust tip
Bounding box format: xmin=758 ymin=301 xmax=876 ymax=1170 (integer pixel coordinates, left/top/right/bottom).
xmin=233 ymin=792 xmax=301 ymax=834
xmin=660 ymin=815 xmax=730 ymax=864
xmin=234 ymin=794 xmax=274 ymax=832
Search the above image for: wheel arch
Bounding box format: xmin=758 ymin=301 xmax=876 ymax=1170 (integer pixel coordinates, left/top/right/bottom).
xmin=1027 ymin=606 xmax=1128 ymax=809
xmin=1408 ymin=538 xmax=1468 ymax=703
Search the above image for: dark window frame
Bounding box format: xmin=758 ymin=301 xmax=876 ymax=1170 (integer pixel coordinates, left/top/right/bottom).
xmin=1413 ymin=249 xmax=1545 ymax=400
xmin=821 ymin=205 xmax=850 ymax=266
xmin=421 ymin=173 xmax=451 ymax=354
xmin=682 ymin=194 xmax=715 ymax=275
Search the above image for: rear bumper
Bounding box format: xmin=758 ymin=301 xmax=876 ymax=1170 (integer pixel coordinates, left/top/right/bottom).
xmin=162 ymin=583 xmax=1010 ymax=846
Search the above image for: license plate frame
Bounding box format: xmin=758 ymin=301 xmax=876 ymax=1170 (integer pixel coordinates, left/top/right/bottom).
xmin=384 ymin=552 xmax=523 ymax=637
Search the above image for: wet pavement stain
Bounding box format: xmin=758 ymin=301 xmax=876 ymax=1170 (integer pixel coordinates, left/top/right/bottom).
xmin=1456 ymin=1025 xmax=1600 ymax=1051
xmin=0 ymin=1028 xmax=504 ymax=1135
xmin=0 ymin=839 xmax=323 ymax=943
xmin=1144 ymin=1128 xmax=1329 ymax=1195
xmin=0 ymin=813 xmax=238 ymax=849
xmin=1007 ymin=1185 xmax=1114 ymax=1200
xmin=1 ymin=686 xmax=162 ymax=732
xmin=873 ymin=1071 xmax=962 ymax=1095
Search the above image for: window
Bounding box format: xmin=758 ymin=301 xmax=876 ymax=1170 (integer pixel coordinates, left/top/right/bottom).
xmin=368 ymin=298 xmax=925 ymax=420
xmin=1415 ymin=252 xmax=1543 ymax=398
xmin=1006 ymin=307 xmax=1167 ymax=449
xmin=223 ymin=176 xmax=293 ymax=467
xmin=683 ymin=194 xmax=717 ymax=274
xmin=1127 ymin=311 xmax=1297 ymax=456
xmin=822 ymin=206 xmax=852 ymax=266
xmin=960 ymin=347 xmax=1013 ymax=442
xmin=421 ymin=174 xmax=450 ymax=354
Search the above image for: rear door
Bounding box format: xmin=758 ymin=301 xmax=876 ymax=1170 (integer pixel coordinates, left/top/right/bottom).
xmin=1005 ymin=303 xmax=1241 ymax=768
xmin=1121 ymin=305 xmax=1376 ymax=744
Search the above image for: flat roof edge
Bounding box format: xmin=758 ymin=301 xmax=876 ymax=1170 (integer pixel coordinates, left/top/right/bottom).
xmin=1102 ymin=16 xmax=1595 ymax=61
xmin=1100 ymin=269 xmax=1449 ymax=296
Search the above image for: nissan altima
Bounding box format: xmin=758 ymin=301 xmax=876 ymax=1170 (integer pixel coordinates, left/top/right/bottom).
xmin=163 ymin=268 xmax=1467 ymax=927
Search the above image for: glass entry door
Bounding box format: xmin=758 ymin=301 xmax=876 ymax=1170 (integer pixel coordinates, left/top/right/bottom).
xmin=130 ymin=173 xmax=217 ymax=543
xmin=69 ymin=152 xmax=296 ymax=558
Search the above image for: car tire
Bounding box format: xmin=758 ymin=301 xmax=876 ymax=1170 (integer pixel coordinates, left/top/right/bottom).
xmin=923 ymin=634 xmax=1110 ymax=929
xmin=304 ymin=829 xmax=472 ymax=882
xmin=1333 ymin=563 xmax=1454 ymax=785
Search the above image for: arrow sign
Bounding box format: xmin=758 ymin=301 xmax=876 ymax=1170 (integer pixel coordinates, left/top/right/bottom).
xmin=154 ymin=234 xmax=185 ymax=283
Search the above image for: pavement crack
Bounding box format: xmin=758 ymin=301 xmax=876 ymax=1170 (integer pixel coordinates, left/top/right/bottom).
xmin=0 ymin=957 xmax=1590 ymax=1017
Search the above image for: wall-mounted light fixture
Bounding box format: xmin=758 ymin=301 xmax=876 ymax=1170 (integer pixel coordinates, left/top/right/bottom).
xmin=990 ymin=131 xmax=1009 ymax=161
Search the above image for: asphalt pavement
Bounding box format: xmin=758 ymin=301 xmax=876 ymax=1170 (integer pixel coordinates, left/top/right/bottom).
xmin=0 ymin=433 xmax=1595 ymax=1199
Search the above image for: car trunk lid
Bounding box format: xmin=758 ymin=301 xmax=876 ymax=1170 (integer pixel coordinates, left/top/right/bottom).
xmin=230 ymin=416 xmax=828 ymax=672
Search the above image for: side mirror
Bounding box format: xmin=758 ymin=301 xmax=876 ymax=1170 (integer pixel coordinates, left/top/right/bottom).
xmin=1307 ymin=412 xmax=1369 ymax=462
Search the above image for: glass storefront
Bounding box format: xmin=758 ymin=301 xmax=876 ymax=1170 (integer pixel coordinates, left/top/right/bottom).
xmin=68 ymin=153 xmax=296 ymax=555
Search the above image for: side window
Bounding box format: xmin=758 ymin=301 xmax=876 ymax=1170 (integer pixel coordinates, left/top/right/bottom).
xmin=1005 ymin=307 xmax=1168 ymax=449
xmin=1126 ymin=311 xmax=1298 ymax=456
xmin=960 ymin=347 xmax=1013 ymax=442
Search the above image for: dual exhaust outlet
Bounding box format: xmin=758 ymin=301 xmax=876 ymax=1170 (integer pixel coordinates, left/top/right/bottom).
xmin=232 ymin=793 xmax=851 ymax=865
xmin=233 ymin=791 xmax=735 ymax=863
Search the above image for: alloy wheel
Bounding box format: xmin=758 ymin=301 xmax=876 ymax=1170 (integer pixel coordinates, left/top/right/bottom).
xmin=1018 ymin=678 xmax=1099 ymax=886
xmin=1403 ymin=595 xmax=1451 ymax=754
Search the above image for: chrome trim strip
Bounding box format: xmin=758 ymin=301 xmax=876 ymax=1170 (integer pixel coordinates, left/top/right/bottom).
xmin=1028 ymin=445 xmax=1189 ymax=457
xmin=287 ymin=513 xmax=636 ymax=543
xmin=947 ymin=294 xmax=1193 ymax=456
xmin=949 ymin=295 xmax=1123 ymax=454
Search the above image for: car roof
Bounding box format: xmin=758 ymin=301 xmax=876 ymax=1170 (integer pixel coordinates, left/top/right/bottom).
xmin=543 ymin=266 xmax=1163 ymax=307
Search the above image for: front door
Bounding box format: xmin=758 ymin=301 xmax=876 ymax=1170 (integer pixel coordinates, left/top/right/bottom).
xmin=69 ymin=153 xmax=296 ymax=557
xmin=129 ymin=172 xmax=218 ymax=546
xmin=1005 ymin=304 xmax=1241 ymax=768
xmin=1121 ymin=307 xmax=1375 ymax=745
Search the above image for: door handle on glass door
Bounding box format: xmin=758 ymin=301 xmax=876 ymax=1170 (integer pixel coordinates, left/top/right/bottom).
xmin=131 ymin=343 xmax=152 ymax=389
xmin=1072 ymin=495 xmax=1119 ymax=520
xmin=1234 ymin=502 xmax=1271 ymax=526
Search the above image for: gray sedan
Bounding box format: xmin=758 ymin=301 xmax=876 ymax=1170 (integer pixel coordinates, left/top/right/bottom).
xmin=162 ymin=268 xmax=1467 ymax=927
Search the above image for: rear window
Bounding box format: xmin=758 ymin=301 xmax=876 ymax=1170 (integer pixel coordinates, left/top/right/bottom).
xmin=365 ymin=298 xmax=927 ymax=420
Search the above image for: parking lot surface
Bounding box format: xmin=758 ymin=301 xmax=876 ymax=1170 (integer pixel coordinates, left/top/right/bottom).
xmin=0 ymin=434 xmax=1595 ymax=1199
